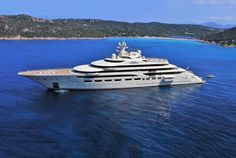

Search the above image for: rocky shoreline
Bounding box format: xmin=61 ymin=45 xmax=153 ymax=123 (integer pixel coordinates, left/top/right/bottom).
xmin=204 ymin=40 xmax=236 ymax=48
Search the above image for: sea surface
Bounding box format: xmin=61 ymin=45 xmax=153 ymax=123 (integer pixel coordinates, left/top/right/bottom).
xmin=0 ymin=38 xmax=236 ymax=158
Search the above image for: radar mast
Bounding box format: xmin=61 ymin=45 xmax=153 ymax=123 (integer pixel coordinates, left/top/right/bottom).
xmin=117 ymin=41 xmax=128 ymax=57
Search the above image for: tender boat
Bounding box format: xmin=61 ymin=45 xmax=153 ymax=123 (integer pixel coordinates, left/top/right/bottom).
xmin=207 ymin=74 xmax=215 ymax=78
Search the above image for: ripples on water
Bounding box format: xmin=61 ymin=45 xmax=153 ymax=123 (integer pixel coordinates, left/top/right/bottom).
xmin=0 ymin=38 xmax=236 ymax=158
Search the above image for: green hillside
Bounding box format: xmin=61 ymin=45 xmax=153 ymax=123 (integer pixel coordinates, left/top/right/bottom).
xmin=0 ymin=14 xmax=220 ymax=39
xmin=206 ymin=27 xmax=236 ymax=46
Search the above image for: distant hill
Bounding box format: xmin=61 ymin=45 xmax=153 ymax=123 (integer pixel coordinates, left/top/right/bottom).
xmin=0 ymin=14 xmax=220 ymax=39
xmin=206 ymin=27 xmax=236 ymax=46
xmin=201 ymin=22 xmax=236 ymax=29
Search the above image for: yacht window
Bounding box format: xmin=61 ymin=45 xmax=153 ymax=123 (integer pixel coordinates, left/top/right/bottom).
xmin=125 ymin=78 xmax=132 ymax=81
xmin=152 ymin=77 xmax=156 ymax=80
xmin=95 ymin=80 xmax=102 ymax=82
xmin=134 ymin=78 xmax=141 ymax=80
xmin=146 ymin=78 xmax=150 ymax=80
xmin=158 ymin=77 xmax=161 ymax=79
xmin=105 ymin=79 xmax=112 ymax=82
xmin=114 ymin=79 xmax=122 ymax=81
xmin=84 ymin=80 xmax=92 ymax=82
xmin=142 ymin=78 xmax=145 ymax=80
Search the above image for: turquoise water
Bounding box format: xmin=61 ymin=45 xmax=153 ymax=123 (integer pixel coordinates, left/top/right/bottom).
xmin=0 ymin=38 xmax=236 ymax=157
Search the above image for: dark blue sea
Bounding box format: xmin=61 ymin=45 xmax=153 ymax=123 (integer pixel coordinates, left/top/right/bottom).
xmin=0 ymin=38 xmax=236 ymax=158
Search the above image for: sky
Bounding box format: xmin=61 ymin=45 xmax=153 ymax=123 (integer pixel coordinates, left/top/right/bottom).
xmin=0 ymin=0 xmax=236 ymax=24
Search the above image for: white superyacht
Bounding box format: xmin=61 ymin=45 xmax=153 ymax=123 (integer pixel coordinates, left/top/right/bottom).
xmin=18 ymin=42 xmax=204 ymax=90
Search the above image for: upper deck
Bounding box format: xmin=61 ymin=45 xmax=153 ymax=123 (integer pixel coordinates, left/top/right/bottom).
xmin=19 ymin=42 xmax=172 ymax=76
xmin=90 ymin=41 xmax=168 ymax=67
xmin=91 ymin=58 xmax=168 ymax=68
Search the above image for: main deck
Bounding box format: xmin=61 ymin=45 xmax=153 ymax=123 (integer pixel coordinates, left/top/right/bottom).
xmin=18 ymin=69 xmax=75 ymax=76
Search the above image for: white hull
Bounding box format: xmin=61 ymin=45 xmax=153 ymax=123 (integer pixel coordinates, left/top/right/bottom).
xmin=19 ymin=42 xmax=204 ymax=91
xmin=28 ymin=72 xmax=203 ymax=90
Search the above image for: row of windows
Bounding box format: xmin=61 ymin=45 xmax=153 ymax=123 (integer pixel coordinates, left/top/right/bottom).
xmin=73 ymin=68 xmax=176 ymax=74
xmin=92 ymin=64 xmax=167 ymax=68
xmin=76 ymin=74 xmax=136 ymax=78
xmin=144 ymin=72 xmax=181 ymax=75
xmin=84 ymin=77 xmax=163 ymax=83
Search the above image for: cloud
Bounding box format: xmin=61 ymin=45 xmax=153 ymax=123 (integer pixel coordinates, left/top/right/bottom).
xmin=194 ymin=0 xmax=236 ymax=5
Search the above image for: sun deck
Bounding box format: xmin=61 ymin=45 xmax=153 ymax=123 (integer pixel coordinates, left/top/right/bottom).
xmin=18 ymin=68 xmax=75 ymax=76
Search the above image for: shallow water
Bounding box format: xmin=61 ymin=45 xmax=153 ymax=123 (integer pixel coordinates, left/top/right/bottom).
xmin=0 ymin=38 xmax=236 ymax=158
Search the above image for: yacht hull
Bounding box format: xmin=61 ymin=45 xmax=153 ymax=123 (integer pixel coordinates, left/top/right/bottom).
xmin=18 ymin=42 xmax=205 ymax=91
xmin=22 ymin=73 xmax=204 ymax=90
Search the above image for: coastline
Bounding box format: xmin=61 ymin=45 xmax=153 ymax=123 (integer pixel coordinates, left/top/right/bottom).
xmin=0 ymin=37 xmax=104 ymax=40
xmin=204 ymin=40 xmax=236 ymax=48
xmin=1 ymin=36 xmax=234 ymax=47
xmin=111 ymin=36 xmax=203 ymax=41
xmin=0 ymin=36 xmax=203 ymax=41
